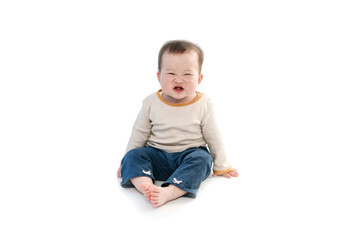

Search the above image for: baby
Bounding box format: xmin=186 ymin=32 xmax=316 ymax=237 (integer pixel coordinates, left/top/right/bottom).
xmin=117 ymin=40 xmax=238 ymax=207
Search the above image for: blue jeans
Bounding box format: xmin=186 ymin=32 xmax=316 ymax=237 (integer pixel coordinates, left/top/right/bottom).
xmin=120 ymin=146 xmax=213 ymax=198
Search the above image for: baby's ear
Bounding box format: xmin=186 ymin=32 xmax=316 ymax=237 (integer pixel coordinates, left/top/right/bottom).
xmin=198 ymin=74 xmax=203 ymax=84
xmin=157 ymin=72 xmax=161 ymax=82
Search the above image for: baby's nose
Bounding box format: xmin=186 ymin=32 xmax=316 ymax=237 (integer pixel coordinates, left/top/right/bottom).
xmin=174 ymin=77 xmax=183 ymax=83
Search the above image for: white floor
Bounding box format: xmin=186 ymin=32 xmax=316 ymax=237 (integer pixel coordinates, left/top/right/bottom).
xmin=1 ymin=1 xmax=337 ymax=239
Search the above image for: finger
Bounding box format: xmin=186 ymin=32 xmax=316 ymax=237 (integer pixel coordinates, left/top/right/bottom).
xmin=117 ymin=167 xmax=121 ymax=178
xmin=224 ymin=173 xmax=231 ymax=178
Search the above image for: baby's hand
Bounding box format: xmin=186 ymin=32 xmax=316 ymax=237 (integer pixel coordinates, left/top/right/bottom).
xmin=213 ymin=168 xmax=239 ymax=178
xmin=117 ymin=166 xmax=122 ymax=182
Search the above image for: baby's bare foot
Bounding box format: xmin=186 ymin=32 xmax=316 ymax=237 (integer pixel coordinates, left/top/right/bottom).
xmin=150 ymin=185 xmax=186 ymax=208
xmin=139 ymin=183 xmax=154 ymax=201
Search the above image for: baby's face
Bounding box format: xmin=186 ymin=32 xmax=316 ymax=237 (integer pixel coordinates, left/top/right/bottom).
xmin=157 ymin=51 xmax=203 ymax=104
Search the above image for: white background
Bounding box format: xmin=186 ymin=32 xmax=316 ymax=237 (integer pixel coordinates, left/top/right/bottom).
xmin=1 ymin=0 xmax=336 ymax=239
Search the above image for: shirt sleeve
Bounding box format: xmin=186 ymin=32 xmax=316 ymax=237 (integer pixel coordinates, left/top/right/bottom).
xmin=201 ymin=99 xmax=232 ymax=175
xmin=125 ymin=97 xmax=152 ymax=153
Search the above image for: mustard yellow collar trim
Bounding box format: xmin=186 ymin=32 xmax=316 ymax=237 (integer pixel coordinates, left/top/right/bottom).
xmin=156 ymin=89 xmax=203 ymax=107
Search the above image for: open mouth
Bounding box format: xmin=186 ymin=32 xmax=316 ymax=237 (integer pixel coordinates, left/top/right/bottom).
xmin=174 ymin=86 xmax=184 ymax=91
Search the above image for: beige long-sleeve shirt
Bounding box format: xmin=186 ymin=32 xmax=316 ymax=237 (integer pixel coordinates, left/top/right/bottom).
xmin=126 ymin=89 xmax=232 ymax=175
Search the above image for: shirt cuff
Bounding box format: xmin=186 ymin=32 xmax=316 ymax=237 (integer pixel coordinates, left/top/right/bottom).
xmin=213 ymin=166 xmax=233 ymax=175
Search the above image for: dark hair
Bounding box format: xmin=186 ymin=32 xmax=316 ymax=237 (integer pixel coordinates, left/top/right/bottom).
xmin=158 ymin=40 xmax=204 ymax=72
